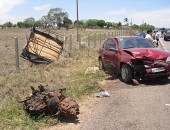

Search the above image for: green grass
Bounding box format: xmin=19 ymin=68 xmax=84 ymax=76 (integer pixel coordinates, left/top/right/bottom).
xmin=0 ymin=42 xmax=106 ymax=129
xmin=0 ymin=28 xmax=131 ymax=129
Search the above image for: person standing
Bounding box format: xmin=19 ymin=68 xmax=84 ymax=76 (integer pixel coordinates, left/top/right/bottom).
xmin=145 ymin=29 xmax=157 ymax=46
xmin=155 ymin=31 xmax=160 ymax=46
xmin=145 ymin=29 xmax=154 ymax=43
xmin=152 ymin=31 xmax=156 ymax=40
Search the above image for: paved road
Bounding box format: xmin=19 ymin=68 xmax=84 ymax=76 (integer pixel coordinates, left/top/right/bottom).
xmin=81 ymin=38 xmax=170 ymax=130
xmin=159 ymin=37 xmax=170 ymax=51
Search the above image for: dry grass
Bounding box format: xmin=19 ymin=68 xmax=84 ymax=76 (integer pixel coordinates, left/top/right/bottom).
xmin=0 ymin=28 xmax=107 ymax=129
xmin=0 ymin=28 xmax=130 ymax=129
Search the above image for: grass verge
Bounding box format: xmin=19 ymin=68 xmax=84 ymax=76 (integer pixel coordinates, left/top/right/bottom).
xmin=0 ymin=47 xmax=107 ymax=130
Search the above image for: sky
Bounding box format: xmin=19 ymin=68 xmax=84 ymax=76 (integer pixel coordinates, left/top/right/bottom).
xmin=0 ymin=0 xmax=170 ymax=28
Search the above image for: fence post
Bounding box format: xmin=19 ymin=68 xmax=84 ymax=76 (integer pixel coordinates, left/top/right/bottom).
xmin=104 ymin=33 xmax=106 ymax=40
xmin=100 ymin=33 xmax=101 ymax=45
xmin=94 ymin=33 xmax=96 ymax=47
xmin=88 ymin=33 xmax=90 ymax=48
xmin=112 ymin=32 xmax=113 ymax=36
xmin=78 ymin=33 xmax=81 ymax=50
xmin=69 ymin=34 xmax=72 ymax=51
xmin=14 ymin=37 xmax=19 ymax=70
xmin=64 ymin=33 xmax=66 ymax=50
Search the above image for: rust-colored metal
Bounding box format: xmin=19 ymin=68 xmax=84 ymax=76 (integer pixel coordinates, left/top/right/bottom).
xmin=20 ymin=85 xmax=79 ymax=118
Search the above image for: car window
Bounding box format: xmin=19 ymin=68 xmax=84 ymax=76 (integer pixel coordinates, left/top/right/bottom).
xmin=118 ymin=37 xmax=154 ymax=49
xmin=104 ymin=39 xmax=116 ymax=50
xmin=167 ymin=30 xmax=170 ymax=33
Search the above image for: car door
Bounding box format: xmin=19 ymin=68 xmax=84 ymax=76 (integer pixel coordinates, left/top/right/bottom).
xmin=103 ymin=39 xmax=119 ymax=68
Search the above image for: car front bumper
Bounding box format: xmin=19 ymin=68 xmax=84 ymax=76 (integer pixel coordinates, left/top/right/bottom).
xmin=144 ymin=64 xmax=170 ymax=77
xmin=164 ymin=35 xmax=170 ymax=40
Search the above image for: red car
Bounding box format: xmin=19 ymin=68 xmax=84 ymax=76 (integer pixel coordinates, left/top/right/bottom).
xmin=98 ymin=36 xmax=170 ymax=83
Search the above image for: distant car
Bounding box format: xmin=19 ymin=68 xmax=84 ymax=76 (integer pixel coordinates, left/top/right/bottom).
xmin=98 ymin=36 xmax=170 ymax=83
xmin=134 ymin=32 xmax=146 ymax=38
xmin=164 ymin=29 xmax=170 ymax=41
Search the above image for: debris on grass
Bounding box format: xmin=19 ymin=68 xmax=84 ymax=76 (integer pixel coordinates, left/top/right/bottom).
xmin=84 ymin=67 xmax=99 ymax=74
xmin=21 ymin=27 xmax=65 ymax=64
xmin=19 ymin=85 xmax=79 ymax=119
xmin=165 ymin=104 xmax=170 ymax=107
xmin=94 ymin=90 xmax=110 ymax=97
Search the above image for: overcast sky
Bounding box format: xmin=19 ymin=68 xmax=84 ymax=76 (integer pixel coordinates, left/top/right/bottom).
xmin=0 ymin=0 xmax=170 ymax=28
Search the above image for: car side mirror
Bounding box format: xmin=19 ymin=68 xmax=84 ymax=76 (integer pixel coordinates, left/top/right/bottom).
xmin=109 ymin=48 xmax=118 ymax=52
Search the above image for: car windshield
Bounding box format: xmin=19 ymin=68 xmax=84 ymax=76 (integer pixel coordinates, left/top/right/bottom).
xmin=167 ymin=30 xmax=170 ymax=33
xmin=118 ymin=37 xmax=155 ymax=49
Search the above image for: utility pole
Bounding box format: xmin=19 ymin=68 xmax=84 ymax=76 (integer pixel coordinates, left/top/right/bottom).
xmin=76 ymin=0 xmax=79 ymax=42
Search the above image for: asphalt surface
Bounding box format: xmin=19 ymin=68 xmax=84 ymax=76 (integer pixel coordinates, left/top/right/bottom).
xmin=81 ymin=38 xmax=170 ymax=130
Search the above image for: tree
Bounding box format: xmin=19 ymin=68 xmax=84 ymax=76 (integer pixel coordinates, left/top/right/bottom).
xmin=124 ymin=17 xmax=129 ymax=26
xmin=40 ymin=15 xmax=49 ymax=28
xmin=23 ymin=17 xmax=35 ymax=27
xmin=140 ymin=23 xmax=155 ymax=31
xmin=47 ymin=8 xmax=68 ymax=29
xmin=13 ymin=24 xmax=17 ymax=28
xmin=17 ymin=22 xmax=24 ymax=28
xmin=117 ymin=22 xmax=122 ymax=29
xmin=97 ymin=20 xmax=106 ymax=28
xmin=3 ymin=22 xmax=13 ymax=28
xmin=86 ymin=19 xmax=98 ymax=28
xmin=131 ymin=24 xmax=139 ymax=30
xmin=34 ymin=20 xmax=44 ymax=28
xmin=105 ymin=22 xmax=112 ymax=29
xmin=63 ymin=17 xmax=72 ymax=30
xmin=131 ymin=23 xmax=155 ymax=31
xmin=74 ymin=20 xmax=85 ymax=29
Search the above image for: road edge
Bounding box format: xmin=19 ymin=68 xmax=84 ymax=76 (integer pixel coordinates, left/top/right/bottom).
xmin=159 ymin=38 xmax=167 ymax=51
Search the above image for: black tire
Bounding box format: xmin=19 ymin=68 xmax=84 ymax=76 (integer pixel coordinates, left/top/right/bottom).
xmin=121 ymin=64 xmax=133 ymax=83
xmin=99 ymin=58 xmax=104 ymax=70
xmin=164 ymin=37 xmax=167 ymax=41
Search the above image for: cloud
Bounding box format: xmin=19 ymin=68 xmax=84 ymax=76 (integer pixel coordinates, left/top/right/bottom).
xmin=130 ymin=8 xmax=170 ymax=28
xmin=34 ymin=4 xmax=51 ymax=11
xmin=0 ymin=0 xmax=25 ymax=24
xmin=106 ymin=8 xmax=170 ymax=28
xmin=106 ymin=9 xmax=127 ymax=16
xmin=0 ymin=0 xmax=25 ymax=17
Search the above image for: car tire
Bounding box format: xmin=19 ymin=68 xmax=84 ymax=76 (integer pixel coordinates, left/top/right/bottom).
xmin=99 ymin=58 xmax=104 ymax=70
xmin=121 ymin=64 xmax=133 ymax=83
xmin=164 ymin=37 xmax=167 ymax=41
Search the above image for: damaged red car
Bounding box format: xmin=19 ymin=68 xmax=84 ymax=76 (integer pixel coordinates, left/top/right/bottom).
xmin=98 ymin=36 xmax=170 ymax=83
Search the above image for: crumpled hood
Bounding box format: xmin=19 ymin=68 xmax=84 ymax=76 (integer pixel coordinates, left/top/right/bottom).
xmin=124 ymin=48 xmax=170 ymax=60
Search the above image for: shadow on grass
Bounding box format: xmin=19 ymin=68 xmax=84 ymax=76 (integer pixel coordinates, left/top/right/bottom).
xmin=104 ymin=65 xmax=119 ymax=80
xmin=28 ymin=113 xmax=79 ymax=127
xmin=57 ymin=114 xmax=79 ymax=124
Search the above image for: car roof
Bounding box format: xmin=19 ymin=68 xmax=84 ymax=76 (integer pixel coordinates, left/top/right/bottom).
xmin=114 ymin=36 xmax=141 ymax=39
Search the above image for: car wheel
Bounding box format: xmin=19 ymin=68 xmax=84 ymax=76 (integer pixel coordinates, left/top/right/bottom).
xmin=99 ymin=58 xmax=104 ymax=70
xmin=164 ymin=37 xmax=167 ymax=41
xmin=121 ymin=64 xmax=133 ymax=83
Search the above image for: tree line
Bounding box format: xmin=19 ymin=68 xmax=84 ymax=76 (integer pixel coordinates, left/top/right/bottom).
xmin=0 ymin=8 xmax=155 ymax=31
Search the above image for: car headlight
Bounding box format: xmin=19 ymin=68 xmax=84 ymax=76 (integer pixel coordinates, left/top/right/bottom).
xmin=166 ymin=57 xmax=170 ymax=62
